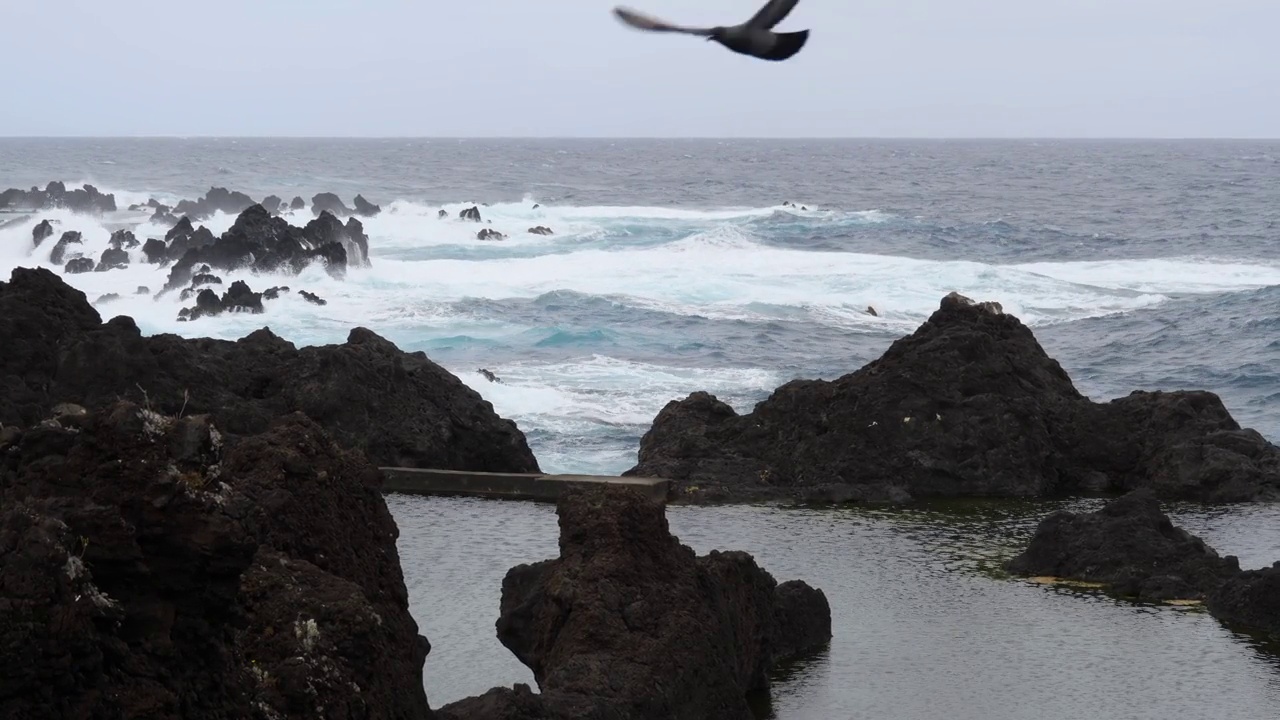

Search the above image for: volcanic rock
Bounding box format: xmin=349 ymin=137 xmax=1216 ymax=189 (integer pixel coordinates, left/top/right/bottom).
xmin=626 ymin=292 xmax=1280 ymax=504
xmin=438 ymin=486 xmax=831 ymax=720
xmin=95 ymin=247 xmax=130 ymax=272
xmin=0 ymin=402 xmax=433 ymax=719
xmin=64 ymin=257 xmax=94 ymax=274
xmin=311 ymin=192 xmax=352 ymax=217
xmin=172 ymin=186 xmax=257 ymax=221
xmin=159 ymin=205 xmax=351 ymax=296
xmin=1006 ymin=489 xmax=1241 ymax=600
xmin=32 ymin=219 xmax=54 ymax=247
xmin=0 ymin=266 xmax=539 ymax=472
xmin=353 ymin=194 xmax=381 ymax=217
xmin=1207 ymin=563 xmax=1280 ymax=639
xmin=459 ymin=206 xmax=481 ymax=222
xmin=0 ymin=181 xmax=116 ymax=214
xmin=49 ymin=231 xmax=84 ymax=266
xmin=527 ymin=226 xmax=554 ymax=236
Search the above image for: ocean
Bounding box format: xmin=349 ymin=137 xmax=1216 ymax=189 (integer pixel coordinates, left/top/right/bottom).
xmin=4 ymin=138 xmax=1280 ymax=718
xmin=3 ymin=138 xmax=1278 ymax=475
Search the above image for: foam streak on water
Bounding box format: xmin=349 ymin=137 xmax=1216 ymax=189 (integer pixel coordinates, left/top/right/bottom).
xmin=4 ymin=196 xmax=1279 ymax=474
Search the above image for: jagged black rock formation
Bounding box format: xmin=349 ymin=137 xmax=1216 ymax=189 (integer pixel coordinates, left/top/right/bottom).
xmin=49 ymin=231 xmax=84 ymax=266
xmin=0 ymin=181 xmax=116 ymax=214
xmin=437 ymin=209 xmax=448 ymax=219
xmin=353 ymin=194 xmax=381 ymax=217
xmin=459 ymin=206 xmax=482 ymax=222
xmin=0 ymin=402 xmax=434 ymax=719
xmin=172 ymin=186 xmax=257 ymax=221
xmin=527 ymin=226 xmax=554 ymax=235
xmin=178 ymin=280 xmax=266 ymax=321
xmin=477 ymin=228 xmax=507 ymax=241
xmin=158 ymin=205 xmax=360 ymax=296
xmin=437 ymin=486 xmax=832 ymax=720
xmin=1006 ymin=489 xmax=1242 ymax=600
xmin=260 ymin=194 xmax=285 ymax=214
xmin=311 ymin=192 xmax=352 ymax=217
xmin=95 ymin=248 xmax=129 ymax=272
xmin=31 ymin=219 xmax=54 ymax=247
xmin=299 ymin=290 xmax=326 ymax=306
xmin=626 ymin=292 xmax=1280 ymax=504
xmin=64 ymin=257 xmax=94 ymax=274
xmin=0 ymin=266 xmax=539 ymax=472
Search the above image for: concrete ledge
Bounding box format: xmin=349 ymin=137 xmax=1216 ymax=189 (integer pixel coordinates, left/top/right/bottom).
xmin=379 ymin=467 xmax=670 ymax=503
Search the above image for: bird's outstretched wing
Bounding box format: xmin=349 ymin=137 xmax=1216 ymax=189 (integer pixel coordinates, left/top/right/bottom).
xmin=613 ymin=6 xmax=712 ymax=35
xmin=745 ymin=0 xmax=800 ymax=30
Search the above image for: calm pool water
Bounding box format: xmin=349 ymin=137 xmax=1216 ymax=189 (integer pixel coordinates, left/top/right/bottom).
xmin=387 ymin=495 xmax=1280 ymax=719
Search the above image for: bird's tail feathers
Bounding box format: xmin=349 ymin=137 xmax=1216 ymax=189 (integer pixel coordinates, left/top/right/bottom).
xmin=760 ymin=29 xmax=809 ymax=61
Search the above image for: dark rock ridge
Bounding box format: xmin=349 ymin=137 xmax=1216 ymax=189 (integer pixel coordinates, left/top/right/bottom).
xmin=626 ymin=292 xmax=1280 ymax=504
xmin=437 ymin=486 xmax=832 ymax=720
xmin=0 ymin=181 xmax=117 ymax=214
xmin=0 ymin=402 xmax=434 ymax=719
xmin=290 ymin=196 xmax=305 ymax=210
xmin=528 ymin=226 xmax=554 ymax=236
xmin=0 ymin=266 xmax=539 ymax=473
xmin=157 ymin=205 xmax=370 ymax=297
xmin=459 ymin=206 xmax=482 ymax=222
xmin=1005 ymin=489 xmax=1241 ymax=600
xmin=95 ymin=247 xmax=129 ymax=272
xmin=172 ymin=186 xmax=257 ymax=221
xmin=477 ymin=228 xmax=507 ymax=241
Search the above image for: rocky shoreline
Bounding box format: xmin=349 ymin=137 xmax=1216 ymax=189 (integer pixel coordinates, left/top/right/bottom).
xmin=626 ymin=292 xmax=1280 ymax=505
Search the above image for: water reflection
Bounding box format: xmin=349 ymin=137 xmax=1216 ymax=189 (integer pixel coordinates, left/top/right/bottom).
xmin=387 ymin=494 xmax=1280 ymax=718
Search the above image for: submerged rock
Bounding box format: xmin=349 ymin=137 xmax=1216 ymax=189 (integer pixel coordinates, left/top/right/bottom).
xmin=0 ymin=402 xmax=433 ymax=719
xmin=64 ymin=257 xmax=94 ymax=274
xmin=0 ymin=266 xmax=539 ymax=473
xmin=477 ymin=228 xmax=507 ymax=241
xmin=626 ymin=292 xmax=1280 ymax=504
xmin=1006 ymin=489 xmax=1241 ymax=600
xmin=438 ymin=486 xmax=831 ymax=719
xmin=527 ymin=225 xmax=554 ymax=236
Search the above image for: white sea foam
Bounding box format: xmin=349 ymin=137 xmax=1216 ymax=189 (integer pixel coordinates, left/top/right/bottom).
xmin=4 ymin=193 xmax=1279 ymax=473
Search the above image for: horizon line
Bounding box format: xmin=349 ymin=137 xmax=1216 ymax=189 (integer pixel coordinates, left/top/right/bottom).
xmin=1 ymin=135 xmax=1277 ymax=142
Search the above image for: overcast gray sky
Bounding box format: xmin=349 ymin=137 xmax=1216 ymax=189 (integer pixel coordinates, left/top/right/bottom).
xmin=3 ymin=0 xmax=1276 ymax=137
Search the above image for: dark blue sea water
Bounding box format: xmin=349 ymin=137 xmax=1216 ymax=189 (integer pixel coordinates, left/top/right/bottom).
xmin=2 ymin=138 xmax=1278 ymax=474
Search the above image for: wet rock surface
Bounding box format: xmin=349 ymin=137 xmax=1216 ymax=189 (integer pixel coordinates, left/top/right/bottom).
xmin=0 ymin=181 xmax=117 ymax=214
xmin=1006 ymin=489 xmax=1242 ymax=600
xmin=0 ymin=266 xmax=540 ymax=473
xmin=0 ymin=403 xmax=433 ymax=720
xmin=438 ymin=486 xmax=832 ymax=720
xmin=626 ymin=293 xmax=1280 ymax=504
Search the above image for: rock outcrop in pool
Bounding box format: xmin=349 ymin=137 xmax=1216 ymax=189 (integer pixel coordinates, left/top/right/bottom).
xmin=626 ymin=292 xmax=1280 ymax=504
xmin=0 ymin=266 xmax=539 ymax=473
xmin=1006 ymin=489 xmax=1242 ymax=601
xmin=1009 ymin=489 xmax=1280 ymax=640
xmin=437 ymin=485 xmax=833 ymax=720
xmin=0 ymin=402 xmax=434 ymax=719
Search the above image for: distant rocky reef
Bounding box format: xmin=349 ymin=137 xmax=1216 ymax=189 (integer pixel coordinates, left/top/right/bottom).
xmin=626 ymin=292 xmax=1280 ymax=504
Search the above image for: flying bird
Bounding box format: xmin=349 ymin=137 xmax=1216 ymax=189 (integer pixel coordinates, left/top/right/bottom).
xmin=613 ymin=0 xmax=809 ymax=62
